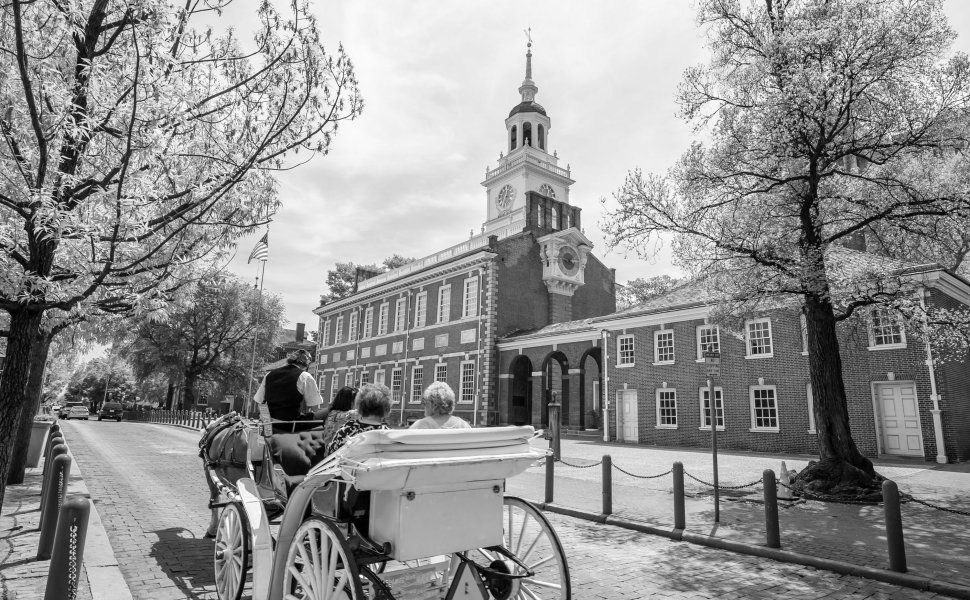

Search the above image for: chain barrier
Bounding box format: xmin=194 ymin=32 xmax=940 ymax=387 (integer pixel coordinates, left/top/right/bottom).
xmin=556 ymin=457 xmax=602 ymax=469
xmin=684 ymin=471 xmax=764 ymax=490
xmin=67 ymin=520 xmax=79 ymax=600
xmin=612 ymin=464 xmax=673 ymax=480
xmin=902 ymin=494 xmax=970 ymax=516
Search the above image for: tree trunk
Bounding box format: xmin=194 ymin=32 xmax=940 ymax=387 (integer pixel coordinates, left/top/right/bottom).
xmin=800 ymin=292 xmax=880 ymax=496
xmin=165 ymin=381 xmax=175 ymax=410
xmin=0 ymin=309 xmax=44 ymax=509
xmin=182 ymin=373 xmax=197 ymax=409
xmin=6 ymin=331 xmax=51 ymax=485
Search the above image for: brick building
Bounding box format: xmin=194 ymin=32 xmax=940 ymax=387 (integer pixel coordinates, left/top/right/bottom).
xmin=312 ymin=43 xmax=616 ymax=425
xmin=498 ymin=253 xmax=970 ymax=464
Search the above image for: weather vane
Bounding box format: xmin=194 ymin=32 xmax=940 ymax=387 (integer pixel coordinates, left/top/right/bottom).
xmin=524 ymin=27 xmax=532 ymax=47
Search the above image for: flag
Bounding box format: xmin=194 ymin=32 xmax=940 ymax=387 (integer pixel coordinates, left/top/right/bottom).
xmin=247 ymin=233 xmax=268 ymax=264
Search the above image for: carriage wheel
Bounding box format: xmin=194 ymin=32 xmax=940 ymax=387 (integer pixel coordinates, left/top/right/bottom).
xmin=283 ymin=517 xmax=364 ymax=600
xmin=468 ymin=497 xmax=571 ymax=599
xmin=214 ymin=503 xmax=249 ymax=600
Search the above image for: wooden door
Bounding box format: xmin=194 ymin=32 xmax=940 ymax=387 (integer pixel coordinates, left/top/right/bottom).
xmin=616 ymin=390 xmax=638 ymax=443
xmin=877 ymin=383 xmax=923 ymax=456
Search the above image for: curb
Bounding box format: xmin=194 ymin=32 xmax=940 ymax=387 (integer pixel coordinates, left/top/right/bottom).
xmin=67 ymin=454 xmax=135 ymax=600
xmin=536 ymin=502 xmax=970 ymax=600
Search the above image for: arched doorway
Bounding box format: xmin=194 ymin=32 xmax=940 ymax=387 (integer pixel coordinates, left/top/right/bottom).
xmin=508 ymin=355 xmax=532 ymax=426
xmin=540 ymin=351 xmax=569 ymax=427
xmin=578 ymin=347 xmax=603 ymax=431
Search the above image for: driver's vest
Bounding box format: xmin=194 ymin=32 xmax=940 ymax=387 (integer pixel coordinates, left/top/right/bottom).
xmin=264 ymin=364 xmax=304 ymax=422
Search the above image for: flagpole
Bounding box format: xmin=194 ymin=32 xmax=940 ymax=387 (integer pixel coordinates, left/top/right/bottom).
xmin=246 ymin=258 xmax=267 ymax=419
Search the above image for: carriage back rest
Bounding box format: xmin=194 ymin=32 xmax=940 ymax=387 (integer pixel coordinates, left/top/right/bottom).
xmin=266 ymin=429 xmax=330 ymax=477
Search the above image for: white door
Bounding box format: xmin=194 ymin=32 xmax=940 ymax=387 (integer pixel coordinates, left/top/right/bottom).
xmin=616 ymin=390 xmax=638 ymax=443
xmin=876 ymin=383 xmax=923 ymax=456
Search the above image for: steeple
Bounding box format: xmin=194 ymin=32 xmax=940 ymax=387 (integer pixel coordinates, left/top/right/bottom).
xmin=519 ymin=31 xmax=538 ymax=103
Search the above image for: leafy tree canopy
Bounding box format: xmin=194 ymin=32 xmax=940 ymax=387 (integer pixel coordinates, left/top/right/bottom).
xmin=322 ymin=255 xmax=416 ymax=303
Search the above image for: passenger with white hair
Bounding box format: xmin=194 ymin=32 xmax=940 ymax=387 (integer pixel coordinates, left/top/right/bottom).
xmin=409 ymin=382 xmax=471 ymax=430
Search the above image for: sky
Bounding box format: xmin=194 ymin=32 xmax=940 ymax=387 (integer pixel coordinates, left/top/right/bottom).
xmin=222 ymin=1 xmax=970 ymax=331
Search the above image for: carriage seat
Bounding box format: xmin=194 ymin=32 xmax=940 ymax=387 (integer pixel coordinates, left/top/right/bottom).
xmin=266 ymin=428 xmax=330 ymax=477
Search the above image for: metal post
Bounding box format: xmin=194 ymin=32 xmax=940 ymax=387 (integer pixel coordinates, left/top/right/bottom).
xmin=40 ymin=443 xmax=67 ymax=529
xmin=763 ymin=469 xmax=780 ymax=548
xmin=45 ymin=499 xmax=90 ymax=600
xmin=673 ymin=461 xmax=685 ymax=530
xmin=548 ymin=393 xmax=561 ymax=461
xmin=709 ymin=377 xmax=720 ymax=524
xmin=43 ymin=433 xmax=64 ymax=474
xmin=883 ymin=480 xmax=907 ymax=572
xmin=602 ymin=455 xmax=613 ymax=515
xmin=38 ymin=454 xmax=72 ymax=559
xmin=544 ymin=454 xmax=554 ymax=504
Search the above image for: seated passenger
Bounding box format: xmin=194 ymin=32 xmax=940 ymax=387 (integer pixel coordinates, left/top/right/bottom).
xmin=409 ymin=382 xmax=471 ymax=430
xmin=321 ymin=386 xmax=359 ymax=448
xmin=325 ymin=383 xmax=391 ymax=455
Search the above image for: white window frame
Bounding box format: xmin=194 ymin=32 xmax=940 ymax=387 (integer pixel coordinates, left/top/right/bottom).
xmin=868 ymin=307 xmax=906 ymax=350
xmin=363 ymin=307 xmax=374 ymax=339
xmin=462 ymin=276 xmax=478 ymax=318
xmin=698 ymin=387 xmax=725 ymax=431
xmin=434 ymin=363 xmax=447 ymax=383
xmin=334 ymin=316 xmax=344 ymax=345
xmin=322 ymin=319 xmax=331 ymax=348
xmin=359 ymin=370 xmax=370 ymax=385
xmin=655 ymin=389 xmax=678 ymax=429
xmin=344 ymin=372 xmax=353 ymax=387
xmin=654 ymin=329 xmax=675 ymax=365
xmin=459 ymin=360 xmax=476 ymax=404
xmin=749 ymin=385 xmax=779 ymax=432
xmin=806 ymin=383 xmax=816 ymax=434
xmin=437 ymin=285 xmax=451 ymax=323
xmin=375 ymin=369 xmax=386 ymax=386
xmin=394 ymin=297 xmax=407 ymax=332
xmin=414 ymin=291 xmax=428 ymax=328
xmin=390 ymin=367 xmax=403 ymax=404
xmin=411 ymin=365 xmax=424 ymax=403
xmin=348 ymin=311 xmax=359 ymax=342
xmin=330 ymin=374 xmax=339 ymax=399
xmin=378 ymin=303 xmax=389 ymax=336
xmin=799 ymin=314 xmax=808 ymax=355
xmin=616 ymin=334 xmax=635 ymax=367
xmin=695 ymin=325 xmax=719 ymax=361
xmin=745 ymin=318 xmax=773 ymax=358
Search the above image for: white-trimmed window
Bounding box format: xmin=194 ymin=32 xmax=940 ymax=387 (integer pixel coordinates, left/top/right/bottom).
xmin=750 ymin=386 xmax=779 ymax=431
xmin=390 ymin=367 xmax=403 ymax=404
xmin=394 ymin=298 xmax=407 ymax=332
xmin=654 ymin=330 xmax=675 ymax=364
xmin=363 ymin=307 xmax=374 ymax=339
xmin=378 ymin=303 xmax=389 ymax=336
xmin=460 ymin=361 xmax=476 ymax=404
xmin=335 ymin=316 xmax=344 ymax=344
xmin=344 ymin=372 xmax=353 ymax=387
xmin=435 ymin=363 xmax=447 ymax=383
xmin=656 ymin=389 xmax=678 ymax=428
xmin=806 ymin=383 xmax=816 ymax=433
xmin=348 ymin=311 xmax=359 ymax=341
xmin=462 ymin=276 xmax=478 ymax=318
xmin=696 ymin=325 xmax=719 ymax=359
xmin=437 ymin=285 xmax=451 ymax=323
xmin=375 ymin=369 xmax=386 ymax=386
xmin=745 ymin=318 xmax=773 ymax=358
xmin=616 ymin=335 xmax=635 ymax=366
xmin=322 ymin=320 xmax=331 ymax=348
xmin=411 ymin=365 xmax=424 ymax=403
xmin=869 ymin=307 xmax=905 ymax=349
xmin=331 ymin=374 xmax=339 ymax=399
xmin=414 ymin=292 xmax=428 ymax=328
xmin=799 ymin=314 xmax=808 ymax=354
xmin=699 ymin=387 xmax=724 ymax=430
xmin=359 ymin=371 xmax=370 ymax=385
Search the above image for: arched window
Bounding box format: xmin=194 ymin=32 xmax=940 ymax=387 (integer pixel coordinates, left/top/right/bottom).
xmin=551 ymin=207 xmax=559 ymax=230
xmin=536 ymin=203 xmax=544 ymax=228
xmin=523 ymin=122 xmax=532 ymax=147
xmin=510 ymin=125 xmax=517 ymax=151
xmin=537 ymin=124 xmax=545 ymax=150
xmin=539 ymin=184 xmax=556 ymax=199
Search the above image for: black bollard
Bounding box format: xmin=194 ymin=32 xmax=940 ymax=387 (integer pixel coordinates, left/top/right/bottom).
xmin=44 ymin=499 xmax=90 ymax=600
xmin=673 ymin=462 xmax=685 ymax=530
xmin=883 ymin=480 xmax=907 ymax=572
xmin=602 ymin=455 xmax=613 ymax=515
xmin=763 ymin=469 xmax=780 ymax=548
xmin=37 ymin=454 xmax=72 ymax=559
xmin=545 ymin=454 xmax=554 ymax=504
xmin=40 ymin=443 xmax=67 ymax=528
xmin=43 ymin=434 xmax=64 ymax=476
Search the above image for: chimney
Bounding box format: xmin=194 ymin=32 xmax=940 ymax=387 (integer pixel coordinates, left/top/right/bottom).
xmin=295 ymin=323 xmax=305 ymax=342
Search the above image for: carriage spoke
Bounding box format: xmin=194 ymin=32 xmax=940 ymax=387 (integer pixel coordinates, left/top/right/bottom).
xmin=523 ymin=578 xmax=562 ymax=591
xmin=513 ymin=511 xmax=530 ymax=555
xmin=519 ymin=584 xmax=545 ymax=599
xmin=528 ymin=554 xmax=555 ymax=570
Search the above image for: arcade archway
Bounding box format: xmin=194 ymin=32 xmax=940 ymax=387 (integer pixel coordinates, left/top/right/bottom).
xmin=508 ymin=355 xmax=533 ymax=426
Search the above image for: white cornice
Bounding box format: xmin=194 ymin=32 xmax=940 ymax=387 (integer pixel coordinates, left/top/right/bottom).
xmin=497 ymin=330 xmax=601 ymax=351
xmin=908 ymin=268 xmax=970 ymax=305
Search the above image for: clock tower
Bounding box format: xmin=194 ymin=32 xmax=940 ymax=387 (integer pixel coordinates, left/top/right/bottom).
xmin=481 ymin=39 xmax=575 ymax=238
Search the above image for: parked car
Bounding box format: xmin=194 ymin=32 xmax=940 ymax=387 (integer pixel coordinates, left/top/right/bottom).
xmin=98 ymin=401 xmax=123 ymax=422
xmin=58 ymin=402 xmax=81 ymax=419
xmin=65 ymin=405 xmax=89 ymax=420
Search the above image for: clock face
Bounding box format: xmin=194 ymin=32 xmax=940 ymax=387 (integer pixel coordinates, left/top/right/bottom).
xmin=557 ymin=246 xmax=579 ymax=276
xmin=495 ymin=184 xmax=515 ymax=213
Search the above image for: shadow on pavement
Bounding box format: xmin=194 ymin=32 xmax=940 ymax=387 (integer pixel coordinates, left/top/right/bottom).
xmin=150 ymin=526 xmax=216 ymax=598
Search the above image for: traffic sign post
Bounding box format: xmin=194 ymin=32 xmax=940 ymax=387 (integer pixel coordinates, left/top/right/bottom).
xmin=702 ymin=350 xmax=721 ymax=523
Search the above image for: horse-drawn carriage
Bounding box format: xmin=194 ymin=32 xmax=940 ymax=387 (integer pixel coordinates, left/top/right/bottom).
xmin=200 ymin=413 xmax=571 ymax=600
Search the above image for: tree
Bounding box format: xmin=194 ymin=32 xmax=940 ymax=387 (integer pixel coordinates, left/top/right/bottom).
xmin=126 ymin=275 xmax=283 ymax=408
xmin=617 ymin=275 xmax=682 ymax=309
xmin=0 ymin=1 xmax=361 ymax=506
xmin=322 ymin=255 xmax=416 ymax=302
xmin=63 ymin=356 xmax=136 ymax=407
xmin=603 ymin=0 xmax=970 ymax=495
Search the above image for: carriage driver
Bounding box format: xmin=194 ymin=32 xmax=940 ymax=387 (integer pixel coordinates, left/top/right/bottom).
xmin=253 ymin=349 xmax=325 ymax=432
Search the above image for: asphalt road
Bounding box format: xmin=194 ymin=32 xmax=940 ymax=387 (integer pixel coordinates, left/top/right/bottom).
xmin=60 ymin=420 xmax=946 ymax=599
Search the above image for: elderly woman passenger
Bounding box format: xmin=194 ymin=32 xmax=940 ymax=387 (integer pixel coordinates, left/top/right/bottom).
xmin=409 ymin=382 xmax=471 ymax=429
xmin=325 ymin=383 xmax=392 ymax=455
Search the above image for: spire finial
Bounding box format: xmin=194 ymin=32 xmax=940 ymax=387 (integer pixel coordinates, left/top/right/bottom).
xmin=524 ymin=28 xmax=533 ymax=80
